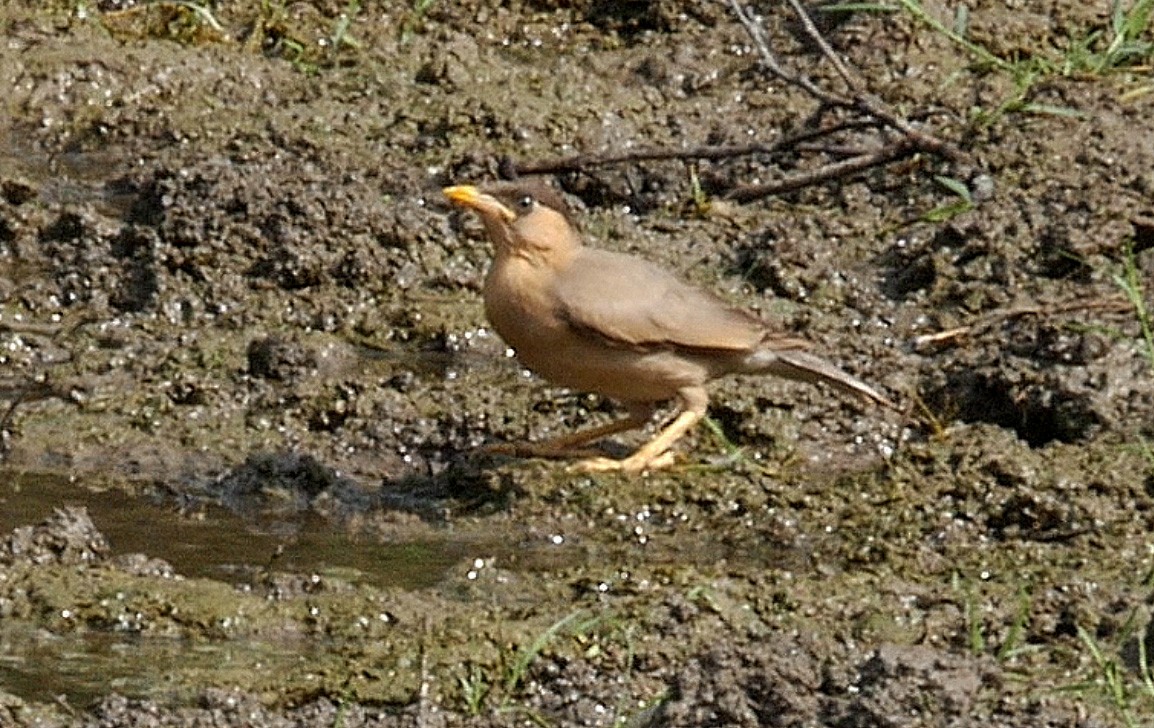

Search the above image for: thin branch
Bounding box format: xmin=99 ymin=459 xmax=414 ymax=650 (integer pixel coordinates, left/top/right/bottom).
xmin=725 ymin=139 xmax=914 ymax=202
xmin=500 ymin=1 xmax=970 ymax=199
xmin=510 ymin=119 xmax=880 ymax=177
xmin=852 ymin=93 xmax=966 ymax=162
xmin=785 ymin=0 xmax=859 ymax=91
xmin=727 ymin=0 xmax=845 ymax=107
xmin=730 ymin=0 xmax=968 ymax=163
xmin=514 ymin=143 xmax=791 ymax=176
xmin=911 ymin=297 xmax=1133 ymax=352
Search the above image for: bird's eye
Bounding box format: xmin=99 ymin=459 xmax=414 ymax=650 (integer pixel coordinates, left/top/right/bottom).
xmin=517 ymin=195 xmax=535 ymax=210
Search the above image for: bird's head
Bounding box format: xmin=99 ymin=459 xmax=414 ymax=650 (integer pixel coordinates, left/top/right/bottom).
xmin=443 ymin=180 xmax=581 ymax=261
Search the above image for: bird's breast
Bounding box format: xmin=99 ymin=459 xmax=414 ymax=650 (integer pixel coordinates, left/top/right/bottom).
xmin=483 ymin=259 xmax=568 ymax=358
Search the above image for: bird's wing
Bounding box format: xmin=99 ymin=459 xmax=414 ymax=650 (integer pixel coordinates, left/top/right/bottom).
xmin=552 ymin=248 xmax=770 ymax=353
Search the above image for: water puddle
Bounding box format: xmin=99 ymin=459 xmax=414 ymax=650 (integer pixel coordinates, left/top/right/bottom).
xmin=0 ymin=469 xmax=500 ymax=706
xmin=0 ymin=468 xmax=811 ymax=708
xmin=0 ymin=470 xmax=481 ymax=590
xmin=0 ymin=622 xmax=320 ymax=708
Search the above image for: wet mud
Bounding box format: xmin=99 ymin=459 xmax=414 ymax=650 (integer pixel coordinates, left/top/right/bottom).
xmin=1 ymin=0 xmax=1153 ymax=725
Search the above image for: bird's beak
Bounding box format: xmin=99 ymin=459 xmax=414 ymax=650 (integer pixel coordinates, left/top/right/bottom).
xmin=442 ymin=185 xmax=516 ymax=223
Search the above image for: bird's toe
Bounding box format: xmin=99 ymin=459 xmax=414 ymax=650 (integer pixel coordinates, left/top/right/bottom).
xmin=569 ymin=449 xmax=678 ymax=474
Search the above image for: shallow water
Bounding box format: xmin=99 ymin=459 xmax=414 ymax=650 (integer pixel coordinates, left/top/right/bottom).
xmin=0 ymin=470 xmax=473 ymax=589
xmin=0 ymin=469 xmax=493 ymax=705
xmin=0 ymin=621 xmax=322 ymax=707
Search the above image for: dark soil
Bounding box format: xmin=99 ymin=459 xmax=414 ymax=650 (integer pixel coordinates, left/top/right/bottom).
xmin=1 ymin=0 xmax=1153 ymax=726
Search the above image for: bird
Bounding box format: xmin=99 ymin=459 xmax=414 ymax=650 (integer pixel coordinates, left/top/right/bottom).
xmin=442 ymin=179 xmax=894 ymax=473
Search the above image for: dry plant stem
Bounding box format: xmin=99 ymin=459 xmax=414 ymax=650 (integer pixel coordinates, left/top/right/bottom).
xmin=726 ymin=138 xmax=913 ymax=202
xmin=728 ymin=0 xmax=966 ymax=165
xmin=509 ymin=1 xmax=965 ymax=200
xmin=512 ymin=143 xmax=790 ymax=176
xmin=782 ymin=0 xmax=962 ymax=158
xmin=727 ymin=0 xmax=837 ymax=105
xmin=784 ymin=0 xmax=859 ymax=90
xmin=911 ymin=297 xmax=1133 ymax=350
xmin=509 ymin=120 xmax=879 ymax=177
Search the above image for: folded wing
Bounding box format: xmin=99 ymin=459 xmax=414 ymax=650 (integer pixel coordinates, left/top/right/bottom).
xmin=553 ymin=248 xmax=773 ymax=354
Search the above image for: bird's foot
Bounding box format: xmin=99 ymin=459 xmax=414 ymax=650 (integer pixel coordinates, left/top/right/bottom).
xmin=568 ymin=449 xmax=678 ymax=474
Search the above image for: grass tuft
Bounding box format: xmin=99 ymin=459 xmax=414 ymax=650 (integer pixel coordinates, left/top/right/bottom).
xmin=1112 ymin=241 xmax=1154 ymax=373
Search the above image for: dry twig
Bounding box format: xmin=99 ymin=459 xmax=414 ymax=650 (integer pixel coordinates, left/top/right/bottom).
xmin=724 ymin=0 xmax=967 ymax=201
xmin=727 ymin=138 xmax=914 ymax=201
xmin=911 ymin=297 xmax=1133 ymax=352
xmin=509 ymin=120 xmax=878 ymax=177
xmin=500 ymin=1 xmax=969 ymax=203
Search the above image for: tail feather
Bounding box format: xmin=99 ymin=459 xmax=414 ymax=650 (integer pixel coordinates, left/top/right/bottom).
xmin=750 ymin=347 xmax=897 ymax=410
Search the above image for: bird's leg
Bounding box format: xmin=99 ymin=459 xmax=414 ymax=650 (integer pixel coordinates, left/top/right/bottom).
xmin=483 ymin=403 xmax=655 ymax=460
xmin=574 ymin=387 xmax=708 ymax=474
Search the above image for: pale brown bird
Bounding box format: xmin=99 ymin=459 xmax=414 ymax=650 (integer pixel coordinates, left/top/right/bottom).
xmin=443 ymin=180 xmax=894 ymax=473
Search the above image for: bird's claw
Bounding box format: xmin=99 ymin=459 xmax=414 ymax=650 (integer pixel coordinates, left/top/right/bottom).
xmin=568 ymin=449 xmax=678 ymax=474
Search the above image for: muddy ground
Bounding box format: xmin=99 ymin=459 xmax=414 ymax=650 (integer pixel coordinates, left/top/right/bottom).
xmin=1 ymin=0 xmax=1153 ymax=725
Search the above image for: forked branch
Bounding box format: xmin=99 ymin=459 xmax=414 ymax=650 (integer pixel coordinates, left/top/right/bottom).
xmin=505 ymin=1 xmax=969 ymax=201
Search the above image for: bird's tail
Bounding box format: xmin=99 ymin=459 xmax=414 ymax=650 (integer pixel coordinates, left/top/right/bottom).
xmin=748 ymin=347 xmax=897 ymax=410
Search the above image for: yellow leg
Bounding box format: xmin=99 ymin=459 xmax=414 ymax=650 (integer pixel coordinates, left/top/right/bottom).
xmin=573 ymin=387 xmax=708 ymax=474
